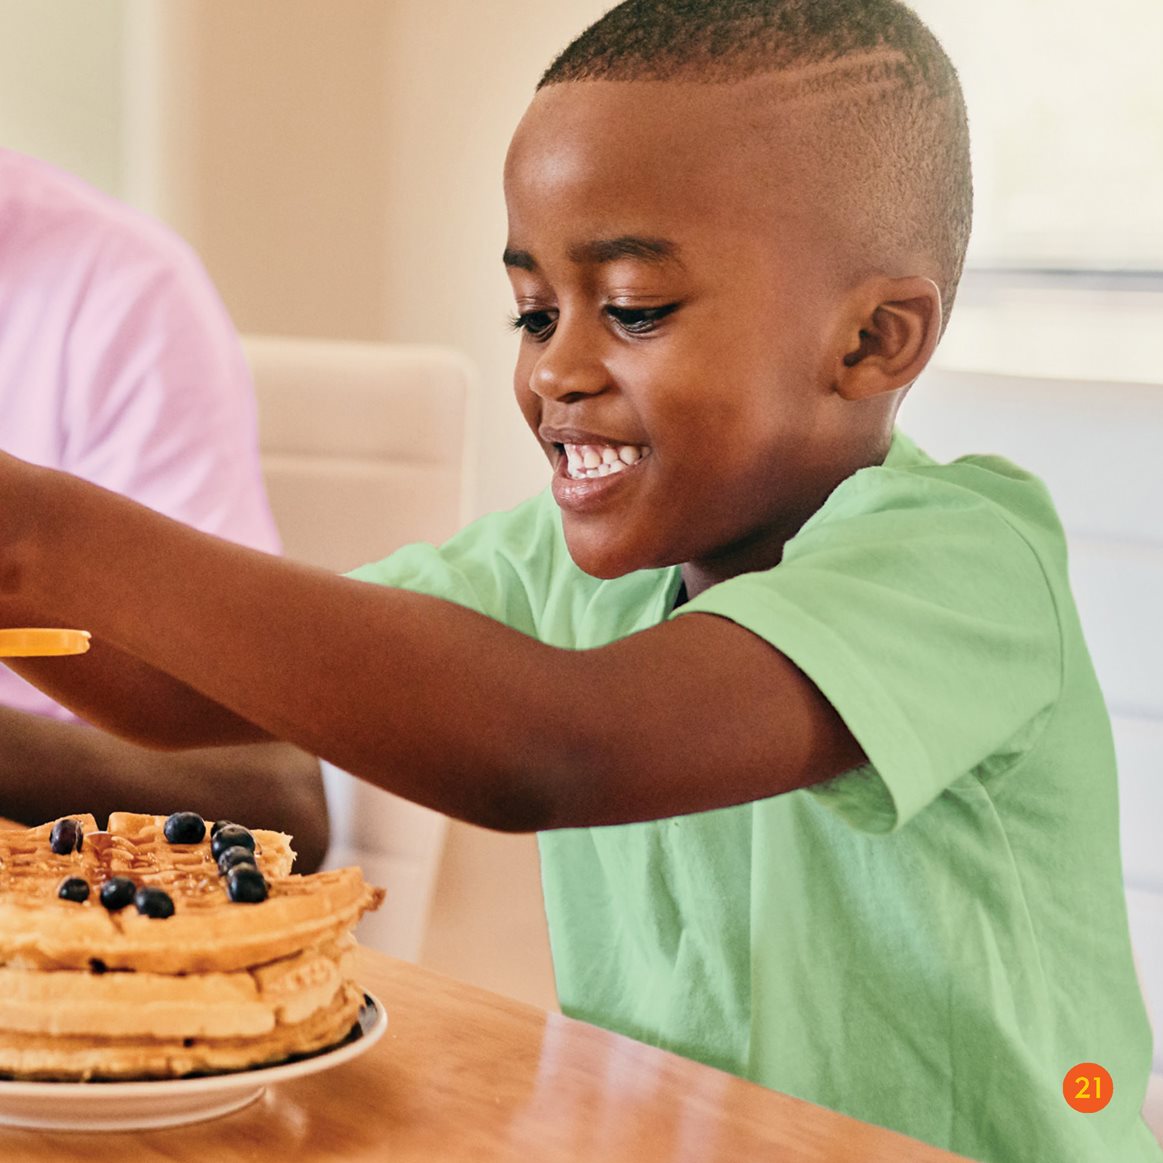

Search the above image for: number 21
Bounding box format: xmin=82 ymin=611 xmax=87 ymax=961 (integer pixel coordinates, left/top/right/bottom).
xmin=1075 ymin=1075 xmax=1102 ymax=1101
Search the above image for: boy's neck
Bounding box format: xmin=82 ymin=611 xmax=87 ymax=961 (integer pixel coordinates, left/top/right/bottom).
xmin=680 ymin=542 xmax=786 ymax=601
xmin=678 ymin=431 xmax=901 ymax=599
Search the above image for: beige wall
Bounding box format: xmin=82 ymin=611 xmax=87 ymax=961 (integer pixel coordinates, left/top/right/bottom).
xmin=0 ymin=0 xmax=126 ymax=195
xmin=129 ymin=0 xmax=394 ymax=342
xmin=372 ymin=1 xmax=612 ymax=516
xmin=133 ymin=0 xmax=611 ymax=519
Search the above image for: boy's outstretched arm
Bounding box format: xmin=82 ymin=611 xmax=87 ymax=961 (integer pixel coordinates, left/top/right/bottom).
xmin=3 ymin=458 xmax=864 ymax=831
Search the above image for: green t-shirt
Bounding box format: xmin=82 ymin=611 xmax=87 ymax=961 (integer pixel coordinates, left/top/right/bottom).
xmin=351 ymin=431 xmax=1161 ymax=1163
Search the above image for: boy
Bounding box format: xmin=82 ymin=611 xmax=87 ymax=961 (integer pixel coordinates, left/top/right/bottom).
xmin=0 ymin=2 xmax=1157 ymax=1159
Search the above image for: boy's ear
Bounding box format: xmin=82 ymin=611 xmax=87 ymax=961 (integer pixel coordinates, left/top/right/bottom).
xmin=833 ymin=277 xmax=943 ymax=401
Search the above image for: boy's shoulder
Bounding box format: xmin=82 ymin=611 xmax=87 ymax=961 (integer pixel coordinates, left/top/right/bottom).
xmin=798 ymin=428 xmax=1067 ymax=567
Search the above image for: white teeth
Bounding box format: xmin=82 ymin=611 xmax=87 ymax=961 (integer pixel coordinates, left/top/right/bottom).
xmin=561 ymin=442 xmax=650 ymax=481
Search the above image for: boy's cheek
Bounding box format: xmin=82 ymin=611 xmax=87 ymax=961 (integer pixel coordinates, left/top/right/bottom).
xmin=514 ymin=383 xmax=545 ymax=440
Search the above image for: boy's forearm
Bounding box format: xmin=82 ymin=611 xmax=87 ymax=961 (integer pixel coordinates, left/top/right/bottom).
xmin=2 ymin=463 xmax=274 ymax=749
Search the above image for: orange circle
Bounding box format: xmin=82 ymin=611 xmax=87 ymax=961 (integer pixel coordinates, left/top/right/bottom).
xmin=1063 ymin=1063 xmax=1113 ymax=1113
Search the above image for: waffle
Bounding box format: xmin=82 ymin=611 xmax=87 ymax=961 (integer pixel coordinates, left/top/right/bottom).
xmin=0 ymin=981 xmax=365 ymax=1080
xmin=0 ymin=813 xmax=385 ymax=1080
xmin=0 ymin=813 xmax=381 ymax=973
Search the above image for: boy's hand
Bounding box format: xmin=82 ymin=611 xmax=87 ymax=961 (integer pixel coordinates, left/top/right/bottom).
xmin=0 ymin=458 xmax=277 ymax=749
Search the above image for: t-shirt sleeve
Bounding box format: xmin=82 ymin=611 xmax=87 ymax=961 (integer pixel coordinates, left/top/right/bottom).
xmin=346 ymin=490 xmax=585 ymax=641
xmin=672 ymin=464 xmax=1064 ymax=833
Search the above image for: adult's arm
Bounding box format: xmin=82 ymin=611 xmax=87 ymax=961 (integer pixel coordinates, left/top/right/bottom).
xmin=3 ymin=459 xmax=864 ymax=833
xmin=0 ymin=173 xmax=329 ymax=855
xmin=0 ymin=705 xmax=329 ymax=872
xmin=62 ymin=196 xmax=280 ymax=549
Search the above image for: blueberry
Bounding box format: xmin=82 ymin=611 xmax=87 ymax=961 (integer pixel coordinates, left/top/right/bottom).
xmin=134 ymin=885 xmax=175 ymax=919
xmin=216 ymin=845 xmax=259 ymax=877
xmin=98 ymin=877 xmax=137 ymax=911
xmin=49 ymin=817 xmax=84 ymax=855
xmin=226 ymin=866 xmax=268 ymax=904
xmin=211 ymin=824 xmax=255 ymax=861
xmin=57 ymin=876 xmax=90 ymax=903
xmin=210 ymin=820 xmax=235 ymax=837
xmin=163 ymin=811 xmax=206 ymax=845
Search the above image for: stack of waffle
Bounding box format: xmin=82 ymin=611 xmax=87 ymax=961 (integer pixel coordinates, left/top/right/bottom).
xmin=0 ymin=813 xmax=384 ymax=1080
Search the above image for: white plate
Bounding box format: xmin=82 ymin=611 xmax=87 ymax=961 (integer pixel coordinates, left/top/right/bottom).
xmin=0 ymin=992 xmax=387 ymax=1132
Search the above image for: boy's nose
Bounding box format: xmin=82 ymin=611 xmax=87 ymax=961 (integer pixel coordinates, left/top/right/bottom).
xmin=529 ymin=325 xmax=608 ymax=402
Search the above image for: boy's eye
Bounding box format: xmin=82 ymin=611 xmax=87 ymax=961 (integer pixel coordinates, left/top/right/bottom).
xmin=508 ymin=303 xmax=679 ymax=341
xmin=508 ymin=310 xmax=557 ymax=341
xmin=605 ymin=304 xmax=679 ymax=335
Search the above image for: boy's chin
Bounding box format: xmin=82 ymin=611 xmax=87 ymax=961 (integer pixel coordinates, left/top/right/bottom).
xmin=561 ymin=528 xmax=669 ymax=581
xmin=566 ymin=545 xmax=637 ymax=581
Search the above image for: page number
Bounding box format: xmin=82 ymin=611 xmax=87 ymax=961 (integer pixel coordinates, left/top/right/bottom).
xmin=1063 ymin=1062 xmax=1113 ymax=1113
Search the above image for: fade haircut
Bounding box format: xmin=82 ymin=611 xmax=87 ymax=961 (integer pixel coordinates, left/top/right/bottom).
xmin=540 ymin=0 xmax=972 ymax=330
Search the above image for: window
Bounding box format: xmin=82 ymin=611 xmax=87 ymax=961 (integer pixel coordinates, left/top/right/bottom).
xmin=915 ymin=0 xmax=1163 ymax=273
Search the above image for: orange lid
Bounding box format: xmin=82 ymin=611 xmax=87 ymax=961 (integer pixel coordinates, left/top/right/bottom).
xmin=0 ymin=628 xmax=92 ymax=657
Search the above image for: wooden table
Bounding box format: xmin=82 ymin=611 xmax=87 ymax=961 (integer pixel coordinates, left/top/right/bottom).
xmin=0 ymin=948 xmax=976 ymax=1161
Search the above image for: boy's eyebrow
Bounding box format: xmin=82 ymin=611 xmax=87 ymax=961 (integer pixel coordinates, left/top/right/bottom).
xmin=569 ymin=236 xmax=683 ymax=266
xmin=502 ymin=236 xmax=683 ymax=271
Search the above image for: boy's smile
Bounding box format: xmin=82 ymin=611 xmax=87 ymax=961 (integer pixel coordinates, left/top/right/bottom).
xmin=504 ymin=79 xmax=911 ymax=596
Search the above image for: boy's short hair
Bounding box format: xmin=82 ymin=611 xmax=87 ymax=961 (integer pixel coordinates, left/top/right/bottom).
xmin=540 ymin=0 xmax=972 ymax=329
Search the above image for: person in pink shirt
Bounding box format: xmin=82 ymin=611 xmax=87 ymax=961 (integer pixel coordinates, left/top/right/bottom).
xmin=0 ymin=149 xmax=328 ymax=870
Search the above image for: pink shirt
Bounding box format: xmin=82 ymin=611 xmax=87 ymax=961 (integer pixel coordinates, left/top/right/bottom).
xmin=0 ymin=149 xmax=281 ymax=720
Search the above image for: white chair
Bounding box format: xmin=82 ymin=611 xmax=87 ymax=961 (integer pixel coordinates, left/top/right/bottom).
xmin=900 ymin=365 xmax=1163 ymax=1144
xmin=242 ymin=334 xmax=477 ymax=961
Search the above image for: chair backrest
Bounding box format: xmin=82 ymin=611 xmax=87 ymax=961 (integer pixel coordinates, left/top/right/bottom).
xmin=243 ymin=333 xmax=477 ymax=572
xmin=242 ymin=334 xmax=478 ymax=960
xmin=900 ymin=365 xmax=1163 ymax=1077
